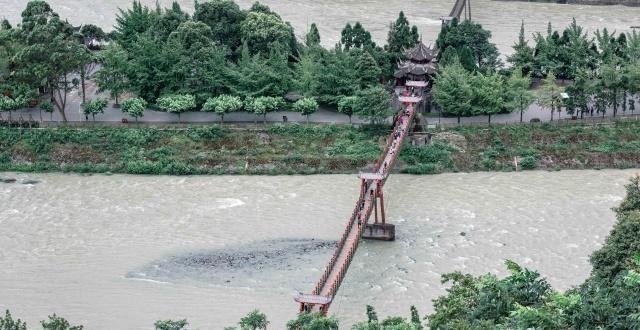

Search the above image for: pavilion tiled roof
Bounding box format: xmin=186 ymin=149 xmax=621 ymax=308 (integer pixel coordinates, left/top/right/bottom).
xmin=393 ymin=61 xmax=438 ymax=78
xmin=404 ymin=41 xmax=437 ymax=62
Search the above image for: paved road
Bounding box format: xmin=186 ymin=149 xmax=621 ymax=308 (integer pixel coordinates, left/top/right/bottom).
xmin=5 ymin=78 xmax=639 ymax=126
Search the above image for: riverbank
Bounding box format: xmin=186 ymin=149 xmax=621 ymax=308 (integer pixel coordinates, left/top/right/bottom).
xmin=1 ymin=121 xmax=640 ymax=176
xmin=496 ymin=0 xmax=640 ymax=6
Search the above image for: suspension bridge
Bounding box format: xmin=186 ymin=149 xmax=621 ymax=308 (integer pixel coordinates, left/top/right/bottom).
xmin=294 ymin=0 xmax=470 ymax=315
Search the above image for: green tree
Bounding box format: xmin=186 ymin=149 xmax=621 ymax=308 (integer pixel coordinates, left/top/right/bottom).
xmin=240 ymin=11 xmax=295 ymax=56
xmin=0 ymin=95 xmax=27 ymax=122
xmin=95 ymin=43 xmax=129 ymax=106
xmin=230 ymin=44 xmax=292 ymax=98
xmin=163 ymin=21 xmax=229 ymax=105
xmin=239 ymin=310 xmax=269 ymax=330
xmin=433 ymin=61 xmax=473 ymax=123
xmin=338 ymin=95 xmax=358 ymax=124
xmin=13 ymin=1 xmax=88 ymax=122
xmin=293 ymin=97 xmax=319 ymax=123
xmin=505 ymin=69 xmax=535 ymax=122
xmin=156 ymin=94 xmax=196 ymax=122
xmin=599 ymin=61 xmax=624 ymax=117
xmin=471 ymin=72 xmax=505 ymax=123
xmin=436 ymin=19 xmax=501 ymax=72
xmin=154 ymin=319 xmax=188 ymax=330
xmin=114 ymin=0 xmax=157 ymax=49
xmin=0 ymin=310 xmax=27 ymax=330
xmin=305 ymin=23 xmax=321 ymax=47
xmin=286 ymin=313 xmax=338 ymax=330
xmin=508 ymin=21 xmax=535 ymax=76
xmin=121 ymin=97 xmax=146 ymax=123
xmin=193 ymin=0 xmax=245 ymax=52
xmin=153 ymin=1 xmax=189 ymax=41
xmin=40 ymin=100 xmax=54 ymax=121
xmin=355 ymin=51 xmax=382 ymax=88
xmin=83 ymin=97 xmax=108 ymax=121
xmin=203 ymin=94 xmax=242 ymax=123
xmin=538 ymin=73 xmax=564 ymax=121
xmin=41 ymin=314 xmax=83 ymax=330
xmin=590 ymin=177 xmax=640 ymax=282
xmin=386 ymin=11 xmax=419 ymax=61
xmin=354 ymin=86 xmax=392 ymax=125
xmin=341 ymin=22 xmax=374 ymax=50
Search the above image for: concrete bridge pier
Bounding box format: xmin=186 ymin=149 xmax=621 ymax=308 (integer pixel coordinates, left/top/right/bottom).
xmin=363 ymin=223 xmax=395 ymax=241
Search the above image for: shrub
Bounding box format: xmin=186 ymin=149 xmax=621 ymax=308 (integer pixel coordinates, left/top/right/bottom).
xmin=519 ymin=155 xmax=537 ymax=170
xmin=121 ymin=97 xmax=147 ymax=122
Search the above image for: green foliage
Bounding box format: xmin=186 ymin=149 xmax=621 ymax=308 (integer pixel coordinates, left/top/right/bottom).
xmin=433 ymin=60 xmax=473 ymax=121
xmin=238 ymin=310 xmax=269 ymax=330
xmin=41 ymin=314 xmax=83 ymax=330
xmin=337 ymin=95 xmax=358 ymax=122
xmin=519 ymin=155 xmax=537 ymax=170
xmin=293 ymin=97 xmax=319 ymax=120
xmin=590 ymin=177 xmax=640 ymax=282
xmin=538 ymin=72 xmax=564 ymax=121
xmin=203 ymin=94 xmax=243 ymax=122
xmin=230 ymin=44 xmax=292 ymax=98
xmin=286 ymin=312 xmax=338 ymax=330
xmin=305 ymin=23 xmax=321 ymax=47
xmin=508 ymin=21 xmax=535 ymax=75
xmin=354 ymin=86 xmax=392 ymax=125
xmin=436 ymin=18 xmax=501 ymax=72
xmin=121 ymin=97 xmax=147 ymax=121
xmin=355 ymin=51 xmax=382 ymax=89
xmin=153 ymin=319 xmax=188 ymax=330
xmin=0 ymin=310 xmax=27 ymax=330
xmin=82 ymin=98 xmax=108 ymax=120
xmin=240 ymin=11 xmax=295 ymax=56
xmin=95 ymin=43 xmax=129 ymax=105
xmin=341 ymin=22 xmax=374 ymax=50
xmin=193 ymin=0 xmax=245 ymax=51
xmin=505 ymin=69 xmax=535 ymax=122
xmin=156 ymin=94 xmax=196 ymax=121
xmin=386 ymin=11 xmax=419 ymax=61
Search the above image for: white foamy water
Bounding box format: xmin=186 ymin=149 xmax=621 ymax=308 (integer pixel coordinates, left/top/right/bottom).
xmin=0 ymin=170 xmax=636 ymax=328
xmin=2 ymin=0 xmax=639 ymax=56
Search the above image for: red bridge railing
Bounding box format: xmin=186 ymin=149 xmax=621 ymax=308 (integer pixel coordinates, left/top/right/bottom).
xmin=298 ymin=101 xmax=418 ymax=314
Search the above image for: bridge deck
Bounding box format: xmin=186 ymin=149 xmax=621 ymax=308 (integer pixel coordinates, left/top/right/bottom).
xmin=305 ymin=104 xmax=416 ymax=314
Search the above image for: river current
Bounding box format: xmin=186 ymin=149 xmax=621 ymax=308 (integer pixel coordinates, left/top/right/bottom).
xmin=0 ymin=170 xmax=636 ymax=328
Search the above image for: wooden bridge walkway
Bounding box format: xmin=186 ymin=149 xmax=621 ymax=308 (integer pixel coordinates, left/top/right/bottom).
xmin=296 ymin=99 xmax=418 ymax=314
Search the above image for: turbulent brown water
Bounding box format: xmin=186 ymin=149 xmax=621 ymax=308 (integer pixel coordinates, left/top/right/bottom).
xmin=0 ymin=170 xmax=637 ymax=328
xmin=3 ymin=0 xmax=639 ymax=56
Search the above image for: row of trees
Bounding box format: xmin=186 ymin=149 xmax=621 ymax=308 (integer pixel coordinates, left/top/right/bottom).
xmin=434 ymin=18 xmax=640 ymax=122
xmin=433 ymin=60 xmax=536 ymax=123
xmin=1 ymin=0 xmax=423 ymax=124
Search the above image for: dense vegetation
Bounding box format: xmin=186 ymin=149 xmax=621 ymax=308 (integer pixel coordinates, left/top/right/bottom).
xmin=0 ymin=0 xmax=429 ymax=124
xmin=4 ymin=177 xmax=639 ymax=329
xmin=3 ymin=120 xmax=640 ymax=175
xmin=433 ymin=18 xmax=640 ymax=123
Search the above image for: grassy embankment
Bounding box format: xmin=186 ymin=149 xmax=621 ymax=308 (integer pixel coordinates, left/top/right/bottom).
xmin=1 ymin=121 xmax=640 ymax=175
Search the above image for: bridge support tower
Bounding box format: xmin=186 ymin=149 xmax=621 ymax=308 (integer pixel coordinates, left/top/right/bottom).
xmin=362 ymin=179 xmax=395 ymax=241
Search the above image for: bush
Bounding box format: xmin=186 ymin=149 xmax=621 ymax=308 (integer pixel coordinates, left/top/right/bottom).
xmin=519 ymin=155 xmax=537 ymax=170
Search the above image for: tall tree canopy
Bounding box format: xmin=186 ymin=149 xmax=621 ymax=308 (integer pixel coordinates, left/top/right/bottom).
xmin=193 ymin=0 xmax=245 ymax=51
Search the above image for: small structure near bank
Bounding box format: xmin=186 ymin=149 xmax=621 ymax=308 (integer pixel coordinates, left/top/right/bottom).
xmin=394 ymin=41 xmax=439 ymax=113
xmin=393 ymin=41 xmax=438 ymax=86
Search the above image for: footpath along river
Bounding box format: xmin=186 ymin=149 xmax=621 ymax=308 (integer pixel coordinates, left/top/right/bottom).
xmin=0 ymin=170 xmax=637 ymax=328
